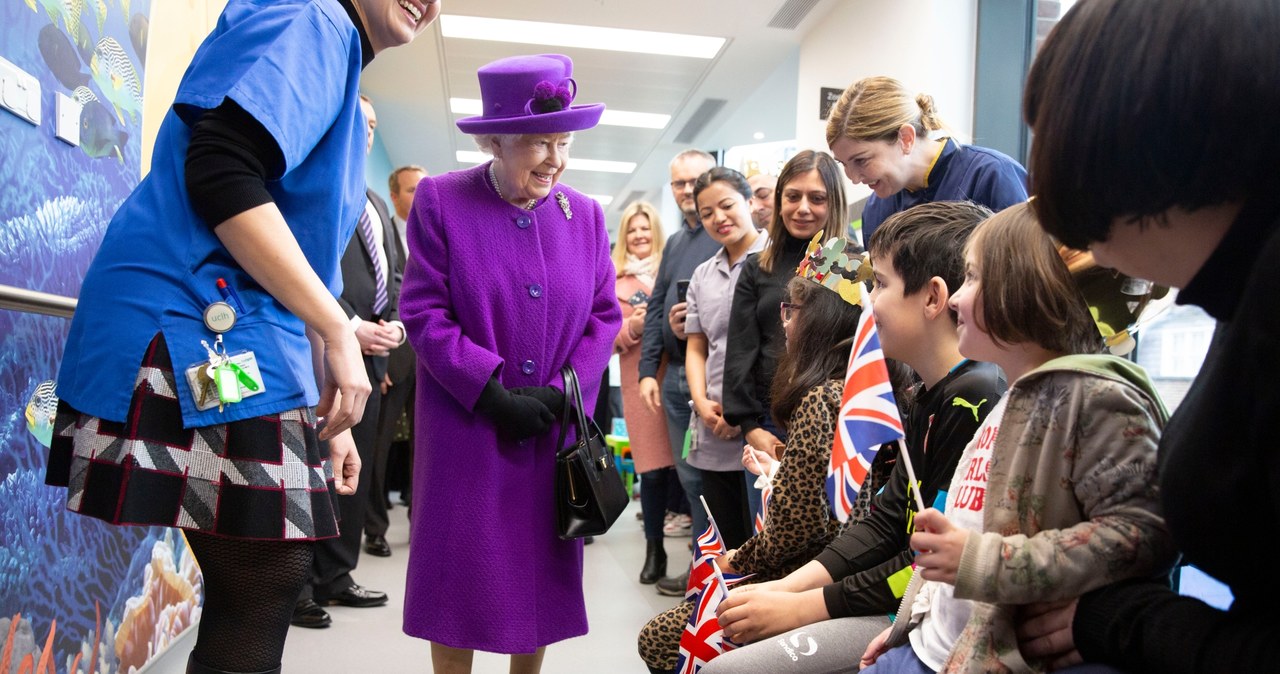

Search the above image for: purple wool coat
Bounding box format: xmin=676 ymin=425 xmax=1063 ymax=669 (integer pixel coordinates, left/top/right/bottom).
xmin=399 ymin=162 xmax=621 ymax=653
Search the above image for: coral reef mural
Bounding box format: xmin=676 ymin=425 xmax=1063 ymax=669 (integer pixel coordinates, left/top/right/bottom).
xmin=2 ymin=1 xmax=203 ymax=672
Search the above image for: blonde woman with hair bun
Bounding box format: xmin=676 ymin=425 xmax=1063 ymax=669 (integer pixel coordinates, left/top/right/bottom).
xmin=826 ymin=75 xmax=1028 ymax=247
xmin=611 ymin=200 xmax=677 ymax=585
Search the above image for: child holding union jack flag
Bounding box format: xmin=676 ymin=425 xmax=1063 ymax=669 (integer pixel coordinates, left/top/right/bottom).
xmin=859 ymin=203 xmax=1174 ymax=672
xmin=709 ymin=201 xmax=1006 ymax=672
xmin=638 ymin=261 xmax=865 ymax=673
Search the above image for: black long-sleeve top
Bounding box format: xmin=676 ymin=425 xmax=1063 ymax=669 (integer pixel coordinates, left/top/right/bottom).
xmin=1073 ymin=199 xmax=1280 ymax=673
xmin=814 ymin=360 xmax=1005 ymax=617
xmin=183 ymin=0 xmax=370 ymax=228
xmin=721 ymin=234 xmax=809 ymax=431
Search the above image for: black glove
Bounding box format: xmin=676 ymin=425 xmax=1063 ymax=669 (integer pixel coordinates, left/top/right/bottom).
xmin=475 ymin=377 xmax=554 ymax=440
xmin=509 ymin=386 xmax=566 ymax=417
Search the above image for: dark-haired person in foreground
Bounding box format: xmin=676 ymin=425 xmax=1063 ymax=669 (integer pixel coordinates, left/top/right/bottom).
xmin=1015 ymin=0 xmax=1280 ymax=671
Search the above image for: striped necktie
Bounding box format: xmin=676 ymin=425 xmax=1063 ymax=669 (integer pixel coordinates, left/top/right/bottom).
xmin=357 ymin=207 xmax=389 ymax=315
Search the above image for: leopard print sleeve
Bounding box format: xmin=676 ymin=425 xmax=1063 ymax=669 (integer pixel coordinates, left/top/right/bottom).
xmin=730 ymin=380 xmax=843 ymax=577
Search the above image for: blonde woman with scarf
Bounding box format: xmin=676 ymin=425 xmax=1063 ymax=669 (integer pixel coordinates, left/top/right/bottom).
xmin=613 ymin=200 xmax=677 ymax=584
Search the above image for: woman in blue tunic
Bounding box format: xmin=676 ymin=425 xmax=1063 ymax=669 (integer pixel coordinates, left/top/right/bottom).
xmin=45 ymin=1 xmax=439 ymax=672
xmin=825 ymin=76 xmax=1029 ymax=247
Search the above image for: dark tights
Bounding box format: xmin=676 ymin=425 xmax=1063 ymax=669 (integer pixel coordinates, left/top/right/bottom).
xmin=641 ymin=467 xmax=677 ymax=541
xmin=184 ymin=531 xmax=313 ymax=673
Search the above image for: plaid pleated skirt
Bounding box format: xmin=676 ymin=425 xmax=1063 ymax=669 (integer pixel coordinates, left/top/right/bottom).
xmin=46 ymin=335 xmax=340 ymax=541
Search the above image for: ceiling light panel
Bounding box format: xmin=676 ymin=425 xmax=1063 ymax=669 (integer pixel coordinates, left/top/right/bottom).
xmin=441 ymin=15 xmax=725 ymax=59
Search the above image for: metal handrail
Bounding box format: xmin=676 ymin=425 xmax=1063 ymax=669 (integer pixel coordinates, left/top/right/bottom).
xmin=0 ymin=283 xmax=76 ymax=318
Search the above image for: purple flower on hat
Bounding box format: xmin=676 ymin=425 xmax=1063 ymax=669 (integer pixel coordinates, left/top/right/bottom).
xmin=527 ymin=78 xmax=576 ymax=114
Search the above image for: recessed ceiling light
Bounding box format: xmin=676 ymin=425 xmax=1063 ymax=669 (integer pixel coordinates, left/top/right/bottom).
xmin=587 ymin=194 xmax=614 ymax=206
xmin=441 ymin=15 xmax=725 ymax=59
xmin=456 ymin=151 xmax=636 ymax=174
xmin=753 ymin=131 xmax=765 ymax=140
xmin=449 ymin=98 xmax=669 ymax=130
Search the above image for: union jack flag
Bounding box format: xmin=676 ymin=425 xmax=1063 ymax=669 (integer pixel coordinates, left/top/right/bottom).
xmin=827 ymin=305 xmax=904 ymax=522
xmin=685 ymin=505 xmax=727 ymax=599
xmin=752 ymin=478 xmax=772 ymax=534
xmin=675 ymin=559 xmax=740 ymax=673
xmin=746 ymin=452 xmax=773 ymax=535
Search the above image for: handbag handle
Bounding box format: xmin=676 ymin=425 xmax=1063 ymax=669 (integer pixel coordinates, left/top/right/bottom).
xmin=555 ymin=365 xmax=592 ymax=450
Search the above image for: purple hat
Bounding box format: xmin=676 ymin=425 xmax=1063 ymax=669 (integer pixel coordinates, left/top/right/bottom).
xmin=456 ymin=54 xmax=605 ymax=135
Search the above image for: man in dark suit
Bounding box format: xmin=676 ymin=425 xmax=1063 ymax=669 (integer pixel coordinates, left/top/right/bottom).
xmin=293 ymin=94 xmax=402 ymax=629
xmin=372 ymin=165 xmax=427 ymax=525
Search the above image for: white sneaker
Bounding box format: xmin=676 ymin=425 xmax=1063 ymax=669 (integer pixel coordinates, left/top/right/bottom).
xmin=662 ymin=513 xmax=692 ymax=535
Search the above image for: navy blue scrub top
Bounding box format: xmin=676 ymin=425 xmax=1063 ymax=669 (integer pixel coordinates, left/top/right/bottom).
xmin=860 ymin=137 xmax=1028 ymax=247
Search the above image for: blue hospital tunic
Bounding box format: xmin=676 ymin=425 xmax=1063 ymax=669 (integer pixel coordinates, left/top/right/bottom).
xmin=58 ymin=0 xmax=368 ymax=428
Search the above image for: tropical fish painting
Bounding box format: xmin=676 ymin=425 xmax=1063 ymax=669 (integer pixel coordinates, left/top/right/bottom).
xmin=129 ymin=11 xmax=147 ymax=64
xmin=89 ymin=36 xmax=142 ymax=125
xmin=25 ymin=381 xmax=58 ymax=448
xmin=37 ymin=22 xmax=89 ymax=89
xmin=2 ymin=1 xmax=180 ymax=672
xmin=79 ymin=97 xmax=128 ymax=160
xmin=27 ymin=0 xmax=91 ymax=49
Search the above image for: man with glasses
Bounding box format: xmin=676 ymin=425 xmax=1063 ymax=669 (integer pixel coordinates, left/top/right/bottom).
xmin=638 ymin=149 xmax=720 ymax=595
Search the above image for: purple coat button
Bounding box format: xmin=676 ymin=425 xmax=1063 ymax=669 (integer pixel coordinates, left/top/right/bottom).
xmin=528 ymin=284 xmax=543 ymax=298
xmin=521 ymin=360 xmax=536 ymax=375
xmin=516 ymin=215 xmax=532 ymax=229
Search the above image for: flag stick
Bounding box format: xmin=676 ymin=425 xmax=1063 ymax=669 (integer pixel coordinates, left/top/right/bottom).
xmin=698 ymin=494 xmax=719 ymax=531
xmin=746 ymin=449 xmax=772 ymax=488
xmin=897 ymin=438 xmax=927 ymax=514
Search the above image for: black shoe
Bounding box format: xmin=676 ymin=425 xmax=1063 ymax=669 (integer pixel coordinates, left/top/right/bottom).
xmin=364 ymin=534 xmax=392 ymax=557
xmin=639 ymin=540 xmax=667 ymax=585
xmin=317 ymin=584 xmax=388 ymax=608
xmin=583 ymin=536 xmax=595 ymax=545
xmin=187 ymin=654 xmax=282 ymax=674
xmin=290 ymin=599 xmax=331 ymax=628
xmin=655 ymin=572 xmax=688 ymax=597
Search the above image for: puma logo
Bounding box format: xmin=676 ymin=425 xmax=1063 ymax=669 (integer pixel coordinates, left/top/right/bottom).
xmin=952 ymin=396 xmax=987 ymax=422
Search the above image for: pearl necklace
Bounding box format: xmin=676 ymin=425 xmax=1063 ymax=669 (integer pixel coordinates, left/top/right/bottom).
xmin=489 ymin=163 xmax=537 ymax=210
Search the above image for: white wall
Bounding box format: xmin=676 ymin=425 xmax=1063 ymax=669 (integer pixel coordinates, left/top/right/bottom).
xmin=795 ymin=0 xmax=979 ymax=202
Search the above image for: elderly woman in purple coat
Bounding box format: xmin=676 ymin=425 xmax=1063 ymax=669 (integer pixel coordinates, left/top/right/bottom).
xmin=398 ymin=54 xmax=622 ymax=673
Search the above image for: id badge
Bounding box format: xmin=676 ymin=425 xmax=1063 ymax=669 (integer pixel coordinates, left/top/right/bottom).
xmin=184 ymin=350 xmax=266 ymax=412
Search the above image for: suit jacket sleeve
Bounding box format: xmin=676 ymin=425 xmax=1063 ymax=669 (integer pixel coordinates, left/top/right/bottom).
xmin=638 ymin=247 xmax=673 ymax=380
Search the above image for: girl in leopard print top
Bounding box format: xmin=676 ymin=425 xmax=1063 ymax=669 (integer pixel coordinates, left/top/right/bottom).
xmin=638 ymin=275 xmax=865 ymax=672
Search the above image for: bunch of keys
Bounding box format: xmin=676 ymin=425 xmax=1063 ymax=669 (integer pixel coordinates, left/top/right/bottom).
xmin=196 ymin=335 xmax=260 ymax=412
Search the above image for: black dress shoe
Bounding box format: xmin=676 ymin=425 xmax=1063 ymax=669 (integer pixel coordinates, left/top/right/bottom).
xmin=364 ymin=534 xmax=392 ymax=557
xmin=317 ymin=584 xmax=388 ymax=608
xmin=290 ymin=599 xmax=331 ymax=628
xmin=655 ymin=572 xmax=689 ymax=597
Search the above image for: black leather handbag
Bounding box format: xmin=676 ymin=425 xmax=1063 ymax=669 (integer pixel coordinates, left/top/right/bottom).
xmin=554 ymin=365 xmax=628 ymax=540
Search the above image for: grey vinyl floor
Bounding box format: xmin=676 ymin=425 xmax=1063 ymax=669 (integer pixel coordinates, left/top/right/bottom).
xmin=149 ymin=495 xmax=686 ymax=673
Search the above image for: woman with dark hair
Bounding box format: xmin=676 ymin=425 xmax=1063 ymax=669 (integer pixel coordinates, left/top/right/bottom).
xmin=825 ymin=76 xmax=1028 ymax=247
xmin=722 ymin=150 xmax=848 ymax=466
xmin=682 ymin=167 xmax=767 ymax=550
xmin=1015 ymin=0 xmax=1280 ymax=672
xmin=638 ymin=257 xmax=864 ymax=674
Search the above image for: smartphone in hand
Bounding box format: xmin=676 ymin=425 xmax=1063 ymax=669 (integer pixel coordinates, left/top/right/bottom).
xmin=627 ymin=290 xmax=650 ymax=307
xmin=676 ymin=279 xmax=690 ymax=303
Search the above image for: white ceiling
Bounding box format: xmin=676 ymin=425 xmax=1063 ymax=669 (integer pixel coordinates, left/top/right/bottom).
xmin=360 ymin=0 xmax=839 ymax=219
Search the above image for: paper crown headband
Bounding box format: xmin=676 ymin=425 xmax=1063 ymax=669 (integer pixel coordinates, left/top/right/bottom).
xmin=1058 ymin=247 xmax=1171 ymax=356
xmin=795 ymin=233 xmax=873 ymax=307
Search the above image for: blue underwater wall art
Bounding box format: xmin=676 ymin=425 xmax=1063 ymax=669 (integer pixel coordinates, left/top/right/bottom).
xmin=1 ymin=1 xmax=205 ymax=672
